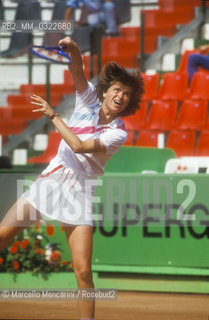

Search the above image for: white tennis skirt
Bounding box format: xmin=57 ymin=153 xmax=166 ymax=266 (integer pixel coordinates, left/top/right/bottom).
xmin=23 ymin=164 xmax=96 ymax=226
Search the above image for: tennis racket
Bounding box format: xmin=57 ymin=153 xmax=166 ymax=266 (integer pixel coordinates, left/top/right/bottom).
xmin=29 ymin=45 xmax=72 ymax=65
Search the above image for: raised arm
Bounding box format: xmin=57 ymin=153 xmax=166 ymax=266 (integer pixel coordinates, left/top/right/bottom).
xmin=58 ymin=37 xmax=88 ymax=94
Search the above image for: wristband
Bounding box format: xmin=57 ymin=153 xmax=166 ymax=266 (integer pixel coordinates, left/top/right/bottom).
xmin=48 ymin=112 xmax=58 ymax=120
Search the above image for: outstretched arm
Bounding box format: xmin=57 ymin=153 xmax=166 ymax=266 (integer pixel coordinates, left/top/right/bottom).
xmin=58 ymin=36 xmax=88 ymax=94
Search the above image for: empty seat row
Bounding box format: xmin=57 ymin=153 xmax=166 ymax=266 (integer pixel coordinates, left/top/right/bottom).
xmin=20 ymin=83 xmax=74 ymax=96
xmin=159 ymin=0 xmax=206 ymax=6
xmin=102 ymin=2 xmax=197 ymax=63
xmin=0 ymin=119 xmax=28 ymax=135
xmin=2 ymin=80 xmax=209 ymax=136
xmin=101 ymin=1 xmax=198 ymax=63
xmin=0 ymin=52 xmax=91 ymax=137
xmin=159 ymin=0 xmax=209 ymax=10
xmin=2 ymin=69 xmax=209 ymax=135
xmin=141 ymin=70 xmax=209 ymax=101
xmin=27 ymin=129 xmax=209 ymax=165
xmin=123 ymin=99 xmax=209 ymax=131
xmin=144 ymin=72 xmax=189 ymax=101
xmin=125 ymin=130 xmax=209 ymax=157
xmin=0 ymin=71 xmax=75 ymax=136
xmin=142 ymin=7 xmax=195 ymax=29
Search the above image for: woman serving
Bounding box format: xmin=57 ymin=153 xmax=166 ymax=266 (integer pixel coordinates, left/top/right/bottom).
xmin=0 ymin=36 xmax=144 ymax=320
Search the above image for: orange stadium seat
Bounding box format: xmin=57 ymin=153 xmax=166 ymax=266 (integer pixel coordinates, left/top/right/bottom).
xmin=20 ymin=83 xmax=74 ymax=96
xmin=122 ymin=102 xmax=148 ymax=131
xmin=120 ymin=27 xmax=140 ymax=38
xmin=141 ymin=73 xmax=159 ymax=101
xmin=139 ymin=7 xmax=195 ymax=56
xmin=157 ymin=72 xmax=188 ymax=100
xmin=177 ymin=49 xmax=199 ymax=73
xmin=174 ymin=99 xmax=208 ymax=130
xmin=0 ymin=108 xmax=5 ymax=118
xmin=28 ymin=131 xmax=62 ymax=164
xmin=135 ymin=130 xmax=160 ymax=147
xmin=82 ymin=55 xmax=98 ymax=79
xmin=143 ymin=8 xmax=194 ymax=27
xmin=144 ymin=100 xmax=178 ymax=130
xmin=203 ymin=116 xmax=209 ymax=129
xmin=101 ymin=37 xmax=140 ymax=68
xmin=124 ymin=130 xmax=135 ymax=146
xmin=0 ymin=107 xmax=41 ymax=120
xmin=7 ymin=94 xmax=61 ymax=108
xmin=195 ymin=131 xmax=209 ymax=156
xmin=166 ymin=130 xmax=196 ymax=157
xmin=119 ymin=27 xmax=159 ymax=53
xmin=159 ymin=0 xmax=208 ymax=9
xmin=186 ymin=72 xmax=209 ymax=100
xmin=7 ymin=95 xmax=31 ymax=108
xmin=0 ymin=108 xmax=29 ymax=135
xmin=145 ymin=25 xmax=176 ymax=37
xmin=63 ymin=70 xmax=75 ymax=85
xmin=0 ymin=118 xmax=27 ymax=135
xmin=142 ymin=35 xmax=158 ymax=54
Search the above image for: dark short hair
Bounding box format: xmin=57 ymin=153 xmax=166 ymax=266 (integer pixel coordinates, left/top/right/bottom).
xmin=97 ymin=62 xmax=145 ymax=117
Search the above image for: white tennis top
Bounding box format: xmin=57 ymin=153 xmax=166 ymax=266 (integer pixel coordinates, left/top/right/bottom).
xmin=48 ymin=82 xmax=127 ymax=177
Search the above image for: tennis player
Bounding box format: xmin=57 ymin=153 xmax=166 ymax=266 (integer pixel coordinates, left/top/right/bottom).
xmin=0 ymin=36 xmax=144 ymax=320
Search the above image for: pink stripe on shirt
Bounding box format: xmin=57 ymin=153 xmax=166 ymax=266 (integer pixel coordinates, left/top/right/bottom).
xmin=69 ymin=126 xmax=108 ymax=134
xmin=69 ymin=125 xmax=125 ymax=134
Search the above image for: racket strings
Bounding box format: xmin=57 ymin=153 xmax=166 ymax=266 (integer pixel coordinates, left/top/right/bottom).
xmin=32 ymin=47 xmax=71 ymax=64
